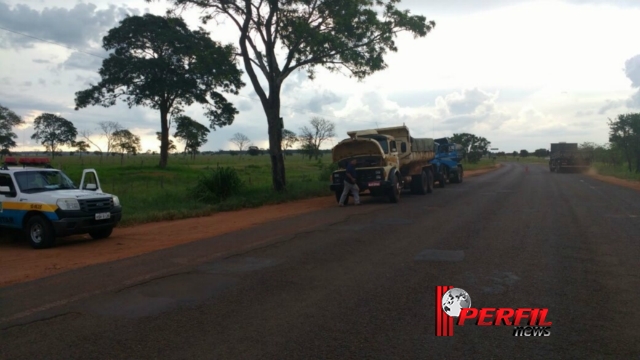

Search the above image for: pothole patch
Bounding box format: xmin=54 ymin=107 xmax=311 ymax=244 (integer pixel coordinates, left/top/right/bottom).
xmin=198 ymin=257 xmax=280 ymax=274
xmin=415 ymin=249 xmax=464 ymax=262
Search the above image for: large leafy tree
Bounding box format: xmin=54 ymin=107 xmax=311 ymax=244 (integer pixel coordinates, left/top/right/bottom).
xmin=174 ymin=115 xmax=211 ymax=158
xmin=608 ymin=113 xmax=640 ymax=173
xmin=113 ymin=129 xmax=142 ymax=156
xmin=74 ymin=14 xmax=244 ymax=168
xmin=0 ymin=104 xmax=25 ymax=153
xmin=30 ymin=113 xmax=78 ymax=159
xmin=451 ymin=133 xmax=491 ymax=161
xmin=157 ymin=0 xmax=435 ymax=191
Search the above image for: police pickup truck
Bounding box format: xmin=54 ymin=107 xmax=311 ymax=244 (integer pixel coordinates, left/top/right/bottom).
xmin=0 ymin=157 xmax=122 ymax=249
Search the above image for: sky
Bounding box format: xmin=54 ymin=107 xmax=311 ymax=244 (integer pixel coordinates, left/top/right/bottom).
xmin=1 ymin=0 xmax=639 ymax=154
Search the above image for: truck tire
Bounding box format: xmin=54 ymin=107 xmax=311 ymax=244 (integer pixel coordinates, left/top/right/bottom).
xmin=89 ymin=227 xmax=114 ymax=240
xmin=26 ymin=215 xmax=56 ymax=249
xmin=388 ymin=174 xmax=401 ymax=203
xmin=438 ymin=167 xmax=447 ymax=188
xmin=413 ymin=170 xmax=430 ymax=195
xmin=451 ymin=166 xmax=464 ymax=184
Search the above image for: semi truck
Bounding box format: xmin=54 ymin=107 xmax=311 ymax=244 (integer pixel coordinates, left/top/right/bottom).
xmin=549 ymin=143 xmax=592 ymax=173
xmin=329 ymin=125 xmax=462 ymax=204
xmin=432 ymin=137 xmax=464 ymax=187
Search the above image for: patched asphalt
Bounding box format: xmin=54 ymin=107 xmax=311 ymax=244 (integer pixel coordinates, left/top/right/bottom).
xmin=1 ymin=162 xmax=639 ymax=359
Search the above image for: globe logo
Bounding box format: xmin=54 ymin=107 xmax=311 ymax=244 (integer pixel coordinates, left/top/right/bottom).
xmin=441 ymin=288 xmax=472 ymax=317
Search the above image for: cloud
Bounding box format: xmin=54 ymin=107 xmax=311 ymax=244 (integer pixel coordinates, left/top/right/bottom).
xmin=598 ymin=99 xmax=625 ymax=114
xmin=306 ymin=90 xmax=341 ymax=113
xmin=32 ymin=58 xmax=51 ymax=64
xmin=624 ymin=54 xmax=640 ymax=108
xmin=0 ymin=2 xmax=139 ymax=50
xmin=60 ymin=50 xmax=106 ymax=72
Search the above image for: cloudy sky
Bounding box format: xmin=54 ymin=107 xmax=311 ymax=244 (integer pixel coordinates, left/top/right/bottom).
xmin=1 ymin=0 xmax=639 ymax=153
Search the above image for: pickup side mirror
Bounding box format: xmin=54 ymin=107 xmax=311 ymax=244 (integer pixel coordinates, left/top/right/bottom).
xmin=85 ymin=183 xmax=97 ymax=191
xmin=0 ymin=186 xmax=10 ymax=193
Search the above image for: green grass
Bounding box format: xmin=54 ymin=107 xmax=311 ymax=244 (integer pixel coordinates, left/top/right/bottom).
xmin=28 ymin=154 xmax=502 ymax=227
xmin=43 ymin=153 xmax=331 ymax=226
xmin=496 ymin=156 xmax=549 ymax=164
xmin=591 ymin=162 xmax=640 ymax=181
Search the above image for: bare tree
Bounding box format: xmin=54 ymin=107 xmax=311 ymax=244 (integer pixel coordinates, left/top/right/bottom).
xmin=299 ymin=118 xmax=336 ymax=160
xmin=230 ymin=133 xmax=250 ymax=153
xmin=98 ymin=121 xmax=123 ymax=154
xmin=80 ymin=130 xmax=103 ymax=154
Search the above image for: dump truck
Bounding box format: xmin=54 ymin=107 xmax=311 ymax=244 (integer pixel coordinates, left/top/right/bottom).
xmin=549 ymin=143 xmax=592 ymax=173
xmin=431 ymin=137 xmax=465 ymax=187
xmin=329 ymin=125 xmax=437 ymax=204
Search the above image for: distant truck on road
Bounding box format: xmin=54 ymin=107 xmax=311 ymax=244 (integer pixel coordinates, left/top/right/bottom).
xmin=549 ymin=143 xmax=592 ymax=173
xmin=329 ymin=125 xmax=463 ymax=204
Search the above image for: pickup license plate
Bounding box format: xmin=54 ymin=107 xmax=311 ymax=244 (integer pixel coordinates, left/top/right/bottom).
xmin=95 ymin=212 xmax=111 ymax=220
xmin=368 ymin=181 xmax=381 ymax=187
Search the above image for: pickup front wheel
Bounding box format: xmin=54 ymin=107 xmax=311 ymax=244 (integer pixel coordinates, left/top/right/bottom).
xmin=26 ymin=215 xmax=56 ymax=249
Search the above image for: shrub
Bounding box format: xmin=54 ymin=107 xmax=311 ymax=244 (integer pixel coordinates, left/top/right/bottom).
xmin=318 ymin=162 xmax=339 ymax=181
xmin=191 ymin=166 xmax=244 ymax=203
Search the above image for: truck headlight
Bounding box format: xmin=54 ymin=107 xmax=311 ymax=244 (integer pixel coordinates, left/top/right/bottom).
xmin=112 ymin=196 xmax=120 ymax=207
xmin=56 ymin=199 xmax=80 ymax=211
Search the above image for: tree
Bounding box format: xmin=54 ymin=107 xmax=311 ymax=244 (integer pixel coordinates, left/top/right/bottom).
xmin=113 ymin=129 xmax=142 ymax=158
xmin=230 ymin=133 xmax=250 ymax=153
xmin=512 ymin=151 xmax=518 ymax=157
xmin=173 ymin=115 xmax=211 ymax=159
xmin=534 ymin=148 xmax=549 ymax=158
xmin=159 ymin=0 xmax=435 ymax=191
xmin=156 ymin=132 xmax=177 ymax=153
xmin=520 ymin=149 xmax=529 ymax=158
xmin=30 ymin=113 xmax=77 ymax=159
xmin=74 ymin=14 xmax=244 ymax=169
xmin=0 ymin=104 xmax=25 ymax=154
xmin=97 ymin=121 xmax=123 ymax=154
xmin=73 ymin=140 xmax=90 ymax=157
xmin=451 ymin=133 xmax=491 ymax=161
xmin=282 ymin=129 xmax=298 ymax=156
xmin=608 ymin=113 xmax=640 ymax=173
xmin=299 ymin=118 xmax=335 ymax=160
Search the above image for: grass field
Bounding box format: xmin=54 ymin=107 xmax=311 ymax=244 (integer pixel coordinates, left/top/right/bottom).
xmin=18 ymin=154 xmax=497 ymax=226
xmin=592 ymin=163 xmax=640 ymax=181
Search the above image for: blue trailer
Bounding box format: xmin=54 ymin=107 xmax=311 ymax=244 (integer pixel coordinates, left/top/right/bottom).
xmin=430 ymin=138 xmax=464 ymax=187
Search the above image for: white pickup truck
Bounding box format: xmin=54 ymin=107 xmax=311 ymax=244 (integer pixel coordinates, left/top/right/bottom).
xmin=0 ymin=157 xmax=122 ymax=249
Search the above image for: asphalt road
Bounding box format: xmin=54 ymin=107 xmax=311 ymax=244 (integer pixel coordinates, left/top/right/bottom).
xmin=1 ymin=162 xmax=639 ymax=359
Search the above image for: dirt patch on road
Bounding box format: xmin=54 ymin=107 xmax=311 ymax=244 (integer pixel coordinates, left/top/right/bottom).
xmin=0 ymin=165 xmax=500 ymax=288
xmin=587 ymin=168 xmax=640 ymax=191
xmin=465 ymin=163 xmax=503 ymax=178
xmin=0 ymin=196 xmax=336 ymax=287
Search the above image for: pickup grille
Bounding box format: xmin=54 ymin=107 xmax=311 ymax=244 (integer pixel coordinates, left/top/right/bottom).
xmin=78 ymin=198 xmax=113 ymax=213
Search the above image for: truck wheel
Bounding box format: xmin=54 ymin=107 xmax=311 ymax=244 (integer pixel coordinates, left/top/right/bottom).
xmin=26 ymin=215 xmax=56 ymax=249
xmin=438 ymin=168 xmax=447 ymax=188
xmin=451 ymin=166 xmax=464 ymax=184
xmin=426 ymin=170 xmax=434 ymax=193
xmin=388 ymin=174 xmax=401 ymax=203
xmin=89 ymin=227 xmax=113 ymax=240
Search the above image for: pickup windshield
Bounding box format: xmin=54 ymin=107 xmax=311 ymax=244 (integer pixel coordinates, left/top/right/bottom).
xmin=14 ymin=170 xmax=76 ymax=193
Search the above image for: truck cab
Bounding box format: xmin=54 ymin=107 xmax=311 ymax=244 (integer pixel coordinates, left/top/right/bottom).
xmin=0 ymin=157 xmax=122 ymax=249
xmin=431 ymin=138 xmax=464 ymax=186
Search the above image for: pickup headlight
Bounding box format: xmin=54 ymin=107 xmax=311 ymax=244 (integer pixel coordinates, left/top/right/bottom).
xmin=56 ymin=199 xmax=80 ymax=211
xmin=113 ymin=196 xmax=120 ymax=207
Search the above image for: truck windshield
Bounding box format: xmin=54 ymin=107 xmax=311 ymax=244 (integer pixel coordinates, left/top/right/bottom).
xmin=14 ymin=171 xmax=76 ymax=193
xmin=360 ymin=135 xmax=389 ymax=153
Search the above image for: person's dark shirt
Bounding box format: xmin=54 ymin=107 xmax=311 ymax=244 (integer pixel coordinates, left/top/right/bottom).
xmin=345 ymin=163 xmax=357 ymax=184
